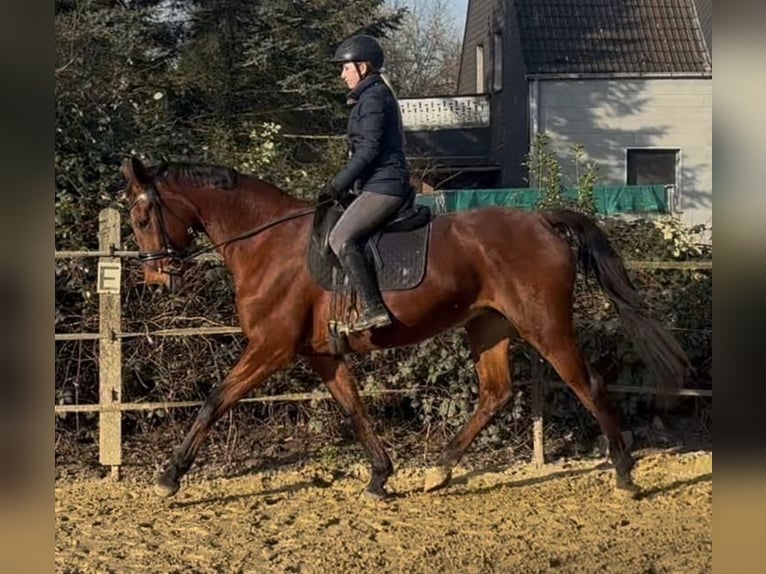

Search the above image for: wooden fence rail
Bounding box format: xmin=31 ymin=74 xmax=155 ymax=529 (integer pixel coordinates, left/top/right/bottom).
xmin=55 ymin=208 xmax=713 ymax=477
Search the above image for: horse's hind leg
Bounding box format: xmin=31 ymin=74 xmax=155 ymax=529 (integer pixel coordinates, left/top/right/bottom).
xmin=518 ymin=308 xmax=640 ymax=497
xmin=424 ymin=312 xmax=515 ymax=492
xmin=309 ymin=356 xmax=394 ymax=499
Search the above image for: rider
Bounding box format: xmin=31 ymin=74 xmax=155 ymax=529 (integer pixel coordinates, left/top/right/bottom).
xmin=324 ymin=34 xmax=411 ymax=332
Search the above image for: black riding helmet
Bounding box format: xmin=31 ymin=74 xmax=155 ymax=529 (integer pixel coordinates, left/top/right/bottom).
xmin=330 ymin=34 xmax=384 ymax=70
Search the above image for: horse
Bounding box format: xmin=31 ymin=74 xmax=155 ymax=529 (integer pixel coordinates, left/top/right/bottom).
xmin=119 ymin=156 xmax=691 ymax=500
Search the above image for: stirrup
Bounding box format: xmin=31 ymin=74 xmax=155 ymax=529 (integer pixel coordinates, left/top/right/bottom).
xmin=350 ymin=307 xmax=391 ymax=332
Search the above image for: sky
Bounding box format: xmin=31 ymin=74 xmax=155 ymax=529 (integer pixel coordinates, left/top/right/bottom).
xmin=450 ymin=0 xmax=469 ymax=33
xmin=394 ymin=0 xmax=469 ymax=35
xmin=158 ymin=1 xmax=470 ymax=40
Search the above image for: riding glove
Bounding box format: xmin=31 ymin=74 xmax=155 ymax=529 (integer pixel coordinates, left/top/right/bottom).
xmin=322 ymin=181 xmax=346 ymax=201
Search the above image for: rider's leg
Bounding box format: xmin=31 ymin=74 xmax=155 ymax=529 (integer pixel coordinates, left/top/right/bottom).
xmin=329 ymin=191 xmax=404 ymax=331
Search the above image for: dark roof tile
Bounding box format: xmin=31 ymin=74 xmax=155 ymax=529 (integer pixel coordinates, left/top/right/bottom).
xmin=516 ymin=0 xmax=711 ymax=74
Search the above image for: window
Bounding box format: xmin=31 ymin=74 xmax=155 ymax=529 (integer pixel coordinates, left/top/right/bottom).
xmin=492 ymin=34 xmax=503 ymax=92
xmin=626 ymin=148 xmax=679 ymax=185
xmin=475 ymin=45 xmax=485 ymax=93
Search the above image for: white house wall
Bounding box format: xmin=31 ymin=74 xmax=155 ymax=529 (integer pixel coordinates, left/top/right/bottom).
xmin=531 ymin=77 xmax=712 ymax=230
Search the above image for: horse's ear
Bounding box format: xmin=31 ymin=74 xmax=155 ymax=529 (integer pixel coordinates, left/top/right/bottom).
xmin=120 ymin=158 xmax=132 ymax=181
xmin=121 ymin=156 xmax=150 ymax=185
xmin=131 ymin=156 xmax=150 ymax=185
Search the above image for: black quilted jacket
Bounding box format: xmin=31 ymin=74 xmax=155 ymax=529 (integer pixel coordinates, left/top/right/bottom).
xmin=331 ymin=73 xmax=410 ymax=197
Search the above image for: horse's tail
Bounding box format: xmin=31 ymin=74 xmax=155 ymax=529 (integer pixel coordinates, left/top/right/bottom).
xmin=542 ymin=209 xmax=691 ymax=402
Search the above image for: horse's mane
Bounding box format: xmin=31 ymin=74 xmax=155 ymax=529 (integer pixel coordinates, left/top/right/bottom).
xmin=144 ymin=161 xmax=307 ymax=209
xmin=149 ymin=161 xmax=239 ymax=190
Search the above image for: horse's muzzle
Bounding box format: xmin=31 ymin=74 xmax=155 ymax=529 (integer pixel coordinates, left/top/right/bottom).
xmin=143 ymin=267 xmax=183 ymax=292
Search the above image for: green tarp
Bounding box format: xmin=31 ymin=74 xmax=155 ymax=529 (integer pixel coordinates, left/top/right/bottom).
xmin=416 ymin=185 xmax=670 ymax=215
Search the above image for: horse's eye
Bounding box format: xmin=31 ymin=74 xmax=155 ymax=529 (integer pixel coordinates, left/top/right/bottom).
xmin=136 ymin=218 xmax=150 ymax=230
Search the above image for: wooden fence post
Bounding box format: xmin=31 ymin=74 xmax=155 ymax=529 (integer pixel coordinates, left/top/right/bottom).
xmin=531 ymin=352 xmax=545 ymax=469
xmin=97 ymin=208 xmax=122 ymax=479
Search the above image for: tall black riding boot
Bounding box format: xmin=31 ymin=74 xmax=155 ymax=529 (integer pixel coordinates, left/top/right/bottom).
xmin=338 ymin=243 xmax=392 ymax=332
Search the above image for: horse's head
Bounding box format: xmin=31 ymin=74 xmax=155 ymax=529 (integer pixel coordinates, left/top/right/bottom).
xmin=120 ymin=156 xmax=199 ymax=291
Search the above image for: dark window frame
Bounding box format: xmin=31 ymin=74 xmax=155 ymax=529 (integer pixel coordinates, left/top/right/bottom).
xmin=625 ymin=147 xmax=680 ymax=186
xmin=625 ymin=147 xmax=681 ymax=213
xmin=492 ymin=33 xmax=503 ymax=93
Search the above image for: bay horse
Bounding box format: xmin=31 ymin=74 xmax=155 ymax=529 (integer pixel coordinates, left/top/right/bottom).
xmin=120 ymin=156 xmax=690 ymax=500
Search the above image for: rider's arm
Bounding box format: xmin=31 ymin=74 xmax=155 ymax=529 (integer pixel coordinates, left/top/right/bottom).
xmin=331 ymin=91 xmax=385 ymax=193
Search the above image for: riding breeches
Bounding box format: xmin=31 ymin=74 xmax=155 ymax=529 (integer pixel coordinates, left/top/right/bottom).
xmin=329 ymin=192 xmax=405 ymax=256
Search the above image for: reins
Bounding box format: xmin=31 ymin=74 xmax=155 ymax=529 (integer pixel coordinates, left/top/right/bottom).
xmin=181 ymin=198 xmax=334 ymax=262
xmin=135 ymin=195 xmax=335 ymax=267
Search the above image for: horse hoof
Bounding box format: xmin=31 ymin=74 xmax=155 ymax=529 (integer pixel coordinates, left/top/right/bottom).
xmin=364 ymin=487 xmax=389 ymax=501
xmin=424 ymin=466 xmax=452 ymax=493
xmin=614 ymin=481 xmax=641 ymax=500
xmin=154 ymin=479 xmax=180 ymax=498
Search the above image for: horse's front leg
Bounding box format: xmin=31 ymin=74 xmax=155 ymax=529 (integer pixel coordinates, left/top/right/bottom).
xmin=154 ymin=337 xmax=294 ymax=498
xmin=309 ymin=356 xmax=394 ymax=499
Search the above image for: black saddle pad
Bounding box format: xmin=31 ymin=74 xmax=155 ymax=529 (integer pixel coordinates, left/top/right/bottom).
xmin=307 ymin=205 xmax=431 ymax=292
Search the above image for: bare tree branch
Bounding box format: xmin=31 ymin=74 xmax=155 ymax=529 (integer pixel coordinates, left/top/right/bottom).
xmin=380 ymin=0 xmax=462 ymax=97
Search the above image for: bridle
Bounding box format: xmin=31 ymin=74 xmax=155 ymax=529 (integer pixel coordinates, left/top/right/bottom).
xmin=127 ymin=185 xmax=190 ymax=275
xmin=127 ymin=183 xmax=333 ymax=276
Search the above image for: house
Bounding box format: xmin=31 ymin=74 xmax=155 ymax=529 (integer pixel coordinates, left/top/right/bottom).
xmin=402 ymin=0 xmax=712 ymax=231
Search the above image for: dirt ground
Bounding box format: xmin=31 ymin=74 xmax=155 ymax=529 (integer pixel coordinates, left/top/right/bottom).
xmin=55 ymin=446 xmax=711 ymax=574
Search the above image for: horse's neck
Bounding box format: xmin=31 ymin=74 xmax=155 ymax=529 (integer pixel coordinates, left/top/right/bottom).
xmin=187 ymin=182 xmax=308 ymax=249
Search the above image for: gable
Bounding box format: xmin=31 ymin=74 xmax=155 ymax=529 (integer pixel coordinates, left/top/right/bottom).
xmin=691 ymin=0 xmax=712 ymax=57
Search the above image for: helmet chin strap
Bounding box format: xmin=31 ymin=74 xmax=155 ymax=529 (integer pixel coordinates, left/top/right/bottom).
xmin=353 ymin=62 xmax=370 ymax=81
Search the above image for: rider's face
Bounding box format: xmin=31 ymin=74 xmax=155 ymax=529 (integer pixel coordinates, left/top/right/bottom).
xmin=341 ymin=62 xmax=368 ymax=90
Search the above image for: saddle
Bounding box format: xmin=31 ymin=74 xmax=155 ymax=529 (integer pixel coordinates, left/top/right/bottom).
xmin=307 ymin=193 xmax=433 ymax=293
xmin=306 ymin=192 xmax=433 ymax=354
